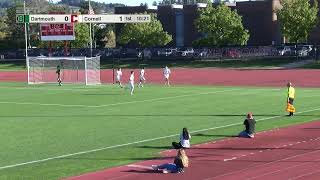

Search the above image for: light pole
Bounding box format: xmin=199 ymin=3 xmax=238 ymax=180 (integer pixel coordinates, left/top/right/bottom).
xmin=24 ymin=0 xmax=30 ymax=84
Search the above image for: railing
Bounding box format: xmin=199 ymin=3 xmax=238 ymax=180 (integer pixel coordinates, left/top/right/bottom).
xmin=0 ymin=46 xmax=317 ymax=60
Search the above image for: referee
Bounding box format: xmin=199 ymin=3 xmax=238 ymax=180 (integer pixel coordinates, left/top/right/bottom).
xmin=286 ymin=82 xmax=295 ymax=116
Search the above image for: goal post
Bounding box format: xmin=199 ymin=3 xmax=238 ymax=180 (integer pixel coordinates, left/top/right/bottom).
xmin=27 ymin=56 xmax=101 ymax=85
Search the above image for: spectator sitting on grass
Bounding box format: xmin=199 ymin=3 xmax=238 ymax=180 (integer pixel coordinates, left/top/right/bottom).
xmin=172 ymin=128 xmax=191 ymax=149
xmin=239 ymin=113 xmax=256 ymax=138
xmin=152 ymin=149 xmax=189 ymax=173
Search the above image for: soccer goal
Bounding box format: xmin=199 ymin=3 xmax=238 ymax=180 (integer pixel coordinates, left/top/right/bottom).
xmin=27 ymin=56 xmax=101 ymax=85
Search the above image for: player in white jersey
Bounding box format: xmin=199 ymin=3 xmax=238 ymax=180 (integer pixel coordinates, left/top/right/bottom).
xmin=163 ymin=66 xmax=171 ymax=86
xmin=129 ymin=71 xmax=135 ymax=95
xmin=115 ymin=68 xmax=123 ymax=88
xmin=138 ymin=67 xmax=146 ymax=88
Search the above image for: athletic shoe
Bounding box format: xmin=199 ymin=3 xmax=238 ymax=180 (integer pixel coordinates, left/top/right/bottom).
xmin=162 ymin=170 xmax=169 ymax=174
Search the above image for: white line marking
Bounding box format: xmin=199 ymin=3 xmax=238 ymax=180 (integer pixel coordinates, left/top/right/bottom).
xmin=224 ymin=157 xmax=237 ymax=162
xmin=1 ymin=107 xmax=320 ymax=170
xmin=247 ymin=158 xmax=320 ymax=180
xmin=0 ymin=89 xmax=239 ymax=108
xmin=289 ymin=169 xmax=320 ymax=180
xmin=205 ymin=149 xmax=320 ymax=180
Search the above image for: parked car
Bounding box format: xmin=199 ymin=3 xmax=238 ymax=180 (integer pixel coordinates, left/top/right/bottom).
xmin=277 ymin=46 xmax=292 ymax=56
xmin=157 ymin=48 xmax=177 ymax=57
xmin=302 ymin=45 xmax=313 ymax=53
xmin=178 ymin=48 xmax=194 ymax=57
xmin=195 ymin=48 xmax=209 ymax=58
xmin=297 ymin=46 xmax=309 ymax=57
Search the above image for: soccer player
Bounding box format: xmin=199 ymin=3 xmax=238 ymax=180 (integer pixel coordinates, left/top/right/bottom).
xmin=56 ymin=65 xmax=62 ymax=86
xmin=163 ymin=66 xmax=171 ymax=86
xmin=286 ymin=82 xmax=296 ymax=116
xmin=115 ymin=68 xmax=123 ymax=88
xmin=129 ymin=71 xmax=135 ymax=95
xmin=138 ymin=67 xmax=146 ymax=88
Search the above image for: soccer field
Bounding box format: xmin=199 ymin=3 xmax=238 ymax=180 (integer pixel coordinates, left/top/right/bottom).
xmin=1 ymin=83 xmax=320 ymax=180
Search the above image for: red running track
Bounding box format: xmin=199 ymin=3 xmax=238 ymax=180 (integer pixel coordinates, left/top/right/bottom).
xmin=66 ymin=120 xmax=320 ymax=180
xmin=1 ymin=68 xmax=320 ymax=87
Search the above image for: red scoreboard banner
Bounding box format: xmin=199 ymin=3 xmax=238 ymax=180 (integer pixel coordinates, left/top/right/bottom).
xmin=40 ymin=23 xmax=75 ymax=41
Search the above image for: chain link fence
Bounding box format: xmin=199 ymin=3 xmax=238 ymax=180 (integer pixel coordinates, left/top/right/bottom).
xmin=0 ymin=45 xmax=318 ymax=61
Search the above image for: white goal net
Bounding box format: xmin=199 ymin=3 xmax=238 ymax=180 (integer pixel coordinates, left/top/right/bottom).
xmin=27 ymin=56 xmax=101 ymax=85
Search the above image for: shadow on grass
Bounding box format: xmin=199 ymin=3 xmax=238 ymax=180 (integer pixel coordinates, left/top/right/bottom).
xmin=193 ymin=133 xmax=238 ymax=138
xmin=138 ymin=145 xmax=173 ymax=150
xmin=1 ymin=114 xmax=318 ymax=118
xmin=82 ymin=93 xmax=123 ymax=96
xmin=59 ymin=156 xmax=172 ymax=161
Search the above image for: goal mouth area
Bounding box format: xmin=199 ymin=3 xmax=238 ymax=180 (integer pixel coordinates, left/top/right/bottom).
xmin=27 ymin=56 xmax=101 ymax=85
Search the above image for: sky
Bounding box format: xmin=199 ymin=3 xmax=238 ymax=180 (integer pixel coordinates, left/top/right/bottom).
xmin=51 ymin=0 xmax=155 ymax=6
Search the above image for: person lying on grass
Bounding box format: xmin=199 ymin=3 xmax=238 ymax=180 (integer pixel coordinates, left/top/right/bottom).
xmin=152 ymin=149 xmax=189 ymax=173
xmin=172 ymin=127 xmax=191 ymax=149
xmin=239 ymin=113 xmax=256 ymax=138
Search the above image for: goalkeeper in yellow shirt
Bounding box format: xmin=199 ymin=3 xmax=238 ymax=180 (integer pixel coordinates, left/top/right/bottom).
xmin=286 ymin=82 xmax=295 ymax=116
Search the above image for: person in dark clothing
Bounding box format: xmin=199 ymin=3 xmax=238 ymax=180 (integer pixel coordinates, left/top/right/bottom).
xmin=172 ymin=128 xmax=191 ymax=149
xmin=239 ymin=113 xmax=256 ymax=138
xmin=56 ymin=65 xmax=62 ymax=86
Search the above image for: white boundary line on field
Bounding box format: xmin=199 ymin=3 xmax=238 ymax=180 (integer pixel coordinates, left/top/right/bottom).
xmin=0 ymin=89 xmax=240 ymax=108
xmin=0 ymin=88 xmax=282 ymax=108
xmin=1 ymin=107 xmax=320 ymax=170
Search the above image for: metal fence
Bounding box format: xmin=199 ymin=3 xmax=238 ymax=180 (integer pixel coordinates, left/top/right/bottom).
xmin=0 ymin=46 xmax=317 ymax=61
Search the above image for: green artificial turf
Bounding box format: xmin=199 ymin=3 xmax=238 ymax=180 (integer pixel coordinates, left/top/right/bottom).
xmin=0 ymin=83 xmax=319 ymax=180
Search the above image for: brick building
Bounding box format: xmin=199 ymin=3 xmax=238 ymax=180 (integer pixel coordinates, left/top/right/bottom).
xmin=115 ymin=0 xmax=319 ymax=47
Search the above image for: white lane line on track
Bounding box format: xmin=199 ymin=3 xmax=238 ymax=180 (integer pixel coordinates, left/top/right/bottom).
xmin=247 ymin=158 xmax=320 ymax=180
xmin=204 ymin=146 xmax=320 ymax=180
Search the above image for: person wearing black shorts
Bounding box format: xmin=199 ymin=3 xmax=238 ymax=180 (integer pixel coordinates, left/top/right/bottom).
xmin=56 ymin=65 xmax=62 ymax=86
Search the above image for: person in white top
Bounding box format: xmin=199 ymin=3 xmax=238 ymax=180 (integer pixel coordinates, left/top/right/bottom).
xmin=163 ymin=66 xmax=171 ymax=86
xmin=138 ymin=67 xmax=146 ymax=88
xmin=129 ymin=71 xmax=135 ymax=95
xmin=115 ymin=68 xmax=123 ymax=88
xmin=172 ymin=128 xmax=191 ymax=149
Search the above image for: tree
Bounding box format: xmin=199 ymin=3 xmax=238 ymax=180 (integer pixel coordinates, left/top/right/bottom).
xmin=152 ymin=1 xmax=158 ymax=6
xmin=5 ymin=4 xmax=24 ymax=41
xmin=0 ymin=16 xmax=7 ymax=40
xmin=118 ymin=13 xmax=172 ymax=47
xmin=103 ymin=30 xmax=116 ymax=48
xmin=276 ymin=0 xmax=318 ymax=43
xmin=94 ymin=24 xmax=116 ymax=48
xmin=71 ymin=23 xmax=90 ymax=48
xmin=194 ymin=3 xmax=249 ymax=46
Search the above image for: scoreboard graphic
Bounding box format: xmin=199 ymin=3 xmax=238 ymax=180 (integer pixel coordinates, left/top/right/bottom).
xmin=40 ymin=23 xmax=75 ymax=41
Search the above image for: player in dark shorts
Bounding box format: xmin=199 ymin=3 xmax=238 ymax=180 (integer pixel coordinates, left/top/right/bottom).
xmin=56 ymin=65 xmax=62 ymax=86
